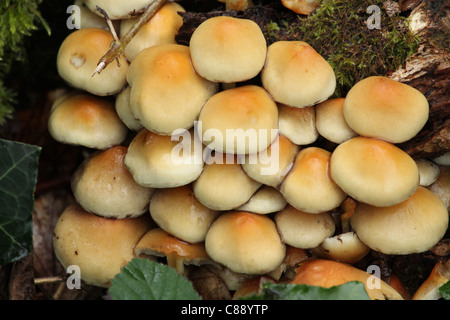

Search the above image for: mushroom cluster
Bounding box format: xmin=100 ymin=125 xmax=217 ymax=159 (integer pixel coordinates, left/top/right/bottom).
xmin=49 ymin=2 xmax=448 ymax=299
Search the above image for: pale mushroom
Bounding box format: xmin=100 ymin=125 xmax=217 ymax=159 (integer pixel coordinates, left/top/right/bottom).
xmin=115 ymin=86 xmax=143 ymax=131
xmin=291 ymin=259 xmax=404 ymax=300
xmin=127 ymin=43 xmax=219 ymax=135
xmin=193 ymin=153 xmax=261 ymax=211
xmin=119 ymin=2 xmax=185 ymax=61
xmin=275 ymin=205 xmax=335 ymax=249
xmin=189 ymin=16 xmax=267 ymax=83
xmin=415 ymin=158 xmax=440 ymax=187
xmin=71 ymin=145 xmax=155 ymax=219
xmin=350 ymin=186 xmax=449 ymax=255
xmin=330 ymin=136 xmax=419 ymax=207
xmin=235 ymin=186 xmax=287 ymax=214
xmin=261 ymin=41 xmax=336 ymax=108
xmin=197 ymin=85 xmax=279 ymax=155
xmin=315 ymin=97 xmax=358 ymax=144
xmin=57 ymin=28 xmax=128 ymax=96
xmin=281 ymin=147 xmax=347 ymax=213
xmin=205 ymin=211 xmax=286 ymax=275
xmin=48 ymin=92 xmax=128 ymax=149
xmin=241 ymin=134 xmax=299 ymax=188
xmin=53 ymin=204 xmax=152 ymax=288
xmin=149 ymin=184 xmax=219 ymax=243
xmin=343 ymin=76 xmax=429 ymax=143
xmin=277 ymin=104 xmax=319 ymax=145
xmin=124 ymin=128 xmax=204 ymax=188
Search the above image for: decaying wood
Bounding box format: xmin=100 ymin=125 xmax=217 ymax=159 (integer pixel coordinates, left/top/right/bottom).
xmin=176 ymin=0 xmax=449 ymax=159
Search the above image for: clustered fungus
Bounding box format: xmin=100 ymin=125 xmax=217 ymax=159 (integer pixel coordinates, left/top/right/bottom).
xmin=49 ymin=2 xmax=448 ymax=300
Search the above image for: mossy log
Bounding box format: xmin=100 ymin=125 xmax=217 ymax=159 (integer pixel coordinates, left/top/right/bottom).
xmin=176 ymin=0 xmax=449 ymax=160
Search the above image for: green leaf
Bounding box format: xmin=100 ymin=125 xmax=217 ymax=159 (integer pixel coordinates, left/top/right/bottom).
xmin=109 ymin=258 xmax=202 ymax=300
xmin=438 ymin=280 xmax=450 ymax=300
xmin=241 ymin=281 xmax=371 ymax=300
xmin=0 ymin=138 xmax=41 ymax=265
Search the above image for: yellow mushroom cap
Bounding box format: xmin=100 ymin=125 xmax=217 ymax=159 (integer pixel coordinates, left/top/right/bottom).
xmin=48 ymin=92 xmax=128 ymax=149
xmin=124 ymin=128 xmax=204 ymax=188
xmin=315 ymin=98 xmax=358 ymax=144
xmin=57 ymin=28 xmax=128 ymax=96
xmin=291 ymin=259 xmax=404 ymax=300
xmin=343 ymin=76 xmax=429 ymax=143
xmin=193 ymin=153 xmax=261 ymax=211
xmin=281 ymin=147 xmax=347 ymax=213
xmin=350 ymin=186 xmax=449 ymax=255
xmin=71 ymin=146 xmax=155 ymax=219
xmin=236 ymin=186 xmax=287 ymax=214
xmin=205 ymin=211 xmax=286 ymax=274
xmin=261 ymin=41 xmax=336 ymax=108
xmin=127 ymin=43 xmax=219 ymax=135
xmin=197 ymin=85 xmax=278 ymax=155
xmin=275 ymin=205 xmax=335 ymax=249
xmin=53 ymin=204 xmax=152 ymax=288
xmin=330 ymin=136 xmax=420 ymax=207
xmin=242 ymin=134 xmax=300 ymax=187
xmin=277 ymin=104 xmax=319 ymax=145
xmin=189 ymin=16 xmax=267 ymax=83
xmin=83 ymin=0 xmax=154 ymax=20
xmin=120 ymin=2 xmax=185 ymax=61
xmin=149 ymin=185 xmax=219 ymax=243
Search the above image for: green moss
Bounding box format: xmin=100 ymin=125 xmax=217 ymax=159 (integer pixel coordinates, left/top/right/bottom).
xmin=265 ymin=0 xmax=420 ymax=97
xmin=0 ymin=0 xmax=50 ymax=126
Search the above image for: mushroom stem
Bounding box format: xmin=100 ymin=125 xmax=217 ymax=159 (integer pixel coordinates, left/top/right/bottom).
xmin=93 ymin=0 xmax=167 ymax=76
xmin=166 ymin=252 xmax=185 ymax=275
xmin=96 ymin=6 xmax=119 ymax=41
xmin=34 ymin=276 xmax=66 ymax=285
xmin=412 ymin=259 xmax=450 ymax=300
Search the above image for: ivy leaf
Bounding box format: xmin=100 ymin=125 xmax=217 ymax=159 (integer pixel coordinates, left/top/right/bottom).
xmin=0 ymin=138 xmax=41 ymax=265
xmin=241 ymin=281 xmax=371 ymax=300
xmin=109 ymin=258 xmax=202 ymax=300
xmin=439 ymin=281 xmax=450 ymax=300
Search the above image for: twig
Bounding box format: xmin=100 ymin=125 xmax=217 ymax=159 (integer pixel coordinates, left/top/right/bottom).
xmin=34 ymin=276 xmax=66 ymax=285
xmin=92 ymin=0 xmax=168 ymax=76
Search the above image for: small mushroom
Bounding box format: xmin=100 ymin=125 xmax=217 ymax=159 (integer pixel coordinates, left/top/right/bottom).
xmin=281 ymin=147 xmax=347 ymax=213
xmin=205 ymin=211 xmax=286 ymax=275
xmin=350 ymin=186 xmax=449 ymax=255
xmin=83 ymin=0 xmax=155 ymax=20
xmin=412 ymin=259 xmax=450 ymax=300
xmin=343 ymin=76 xmax=429 ymax=143
xmin=127 ymin=43 xmax=219 ymax=135
xmin=119 ymin=2 xmax=185 ymax=61
xmin=48 ymin=92 xmax=128 ymax=149
xmin=53 ymin=204 xmax=152 ymax=288
xmin=241 ymin=134 xmax=299 ymax=188
xmin=261 ymin=41 xmax=336 ymax=108
xmin=415 ymin=158 xmax=440 ymax=187
xmin=115 ymin=86 xmax=143 ymax=131
xmin=134 ymin=228 xmax=213 ymax=276
xmin=433 ymin=152 xmax=450 ymax=166
xmin=291 ymin=259 xmax=404 ymax=300
xmin=310 ymin=232 xmax=371 ymax=265
xmin=281 ymin=0 xmax=321 ymax=15
xmin=197 ymin=85 xmax=279 ymax=155
xmin=193 ymin=153 xmax=261 ymax=210
xmin=189 ymin=16 xmax=267 ymax=83
xmin=274 ymin=205 xmax=335 ymax=249
xmin=277 ymin=104 xmax=319 ymax=146
xmin=427 ymin=164 xmax=450 ymax=211
xmin=315 ymin=98 xmax=358 ymax=144
xmin=71 ymin=145 xmax=155 ymax=219
xmin=56 ymin=28 xmax=128 ymax=96
xmin=330 ymin=136 xmax=420 ymax=207
xmin=149 ymin=184 xmax=219 ymax=243
xmin=124 ymin=128 xmax=204 ymax=188
xmin=236 ymin=186 xmax=287 ymax=214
